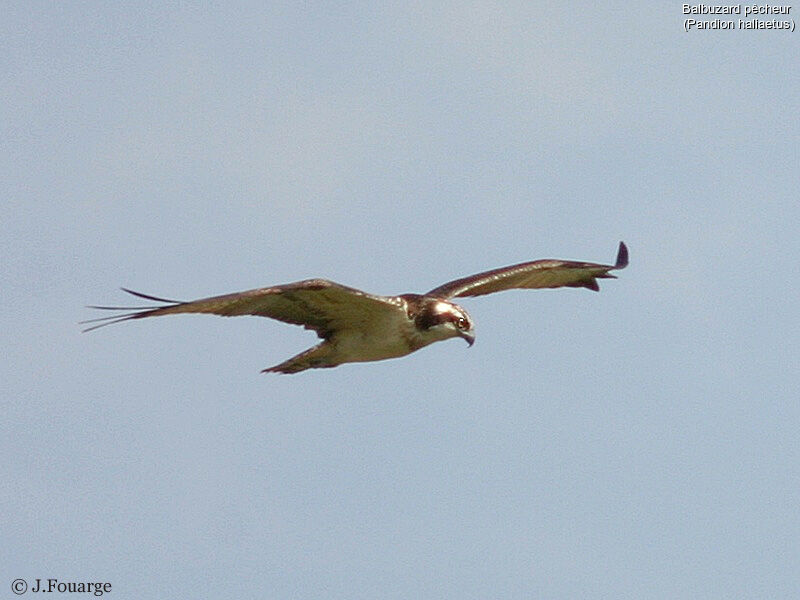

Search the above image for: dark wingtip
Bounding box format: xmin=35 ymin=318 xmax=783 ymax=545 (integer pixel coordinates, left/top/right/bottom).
xmin=261 ymin=366 xmax=295 ymax=375
xmin=120 ymin=287 xmax=182 ymax=304
xmin=615 ymin=242 xmax=629 ymax=269
xmin=79 ymin=313 xmax=139 ymax=332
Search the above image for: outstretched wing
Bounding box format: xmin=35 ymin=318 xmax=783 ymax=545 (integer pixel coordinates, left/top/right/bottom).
xmin=426 ymin=242 xmax=628 ymax=299
xmin=82 ymin=279 xmax=404 ymax=337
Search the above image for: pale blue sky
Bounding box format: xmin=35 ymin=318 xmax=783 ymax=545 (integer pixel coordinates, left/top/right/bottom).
xmin=3 ymin=3 xmax=799 ymax=598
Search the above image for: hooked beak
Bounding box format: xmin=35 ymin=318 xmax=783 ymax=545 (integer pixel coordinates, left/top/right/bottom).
xmin=460 ymin=331 xmax=475 ymax=347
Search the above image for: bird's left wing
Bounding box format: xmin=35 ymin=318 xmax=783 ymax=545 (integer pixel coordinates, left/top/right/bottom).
xmin=82 ymin=279 xmax=404 ymax=337
xmin=426 ymin=242 xmax=628 ymax=299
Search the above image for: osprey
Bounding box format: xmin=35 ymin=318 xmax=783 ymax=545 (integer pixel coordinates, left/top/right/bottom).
xmin=84 ymin=242 xmax=628 ymax=374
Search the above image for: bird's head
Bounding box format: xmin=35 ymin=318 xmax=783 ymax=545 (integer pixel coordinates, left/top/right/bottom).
xmin=414 ymin=299 xmax=475 ymax=347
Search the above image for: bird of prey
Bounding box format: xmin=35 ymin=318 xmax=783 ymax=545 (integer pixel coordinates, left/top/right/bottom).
xmin=83 ymin=242 xmax=628 ymax=374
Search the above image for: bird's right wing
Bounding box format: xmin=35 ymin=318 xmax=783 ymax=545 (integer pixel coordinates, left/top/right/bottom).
xmin=82 ymin=279 xmax=404 ymax=338
xmin=426 ymin=242 xmax=628 ymax=299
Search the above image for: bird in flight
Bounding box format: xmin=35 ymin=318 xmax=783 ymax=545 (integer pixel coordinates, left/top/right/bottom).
xmin=83 ymin=242 xmax=628 ymax=374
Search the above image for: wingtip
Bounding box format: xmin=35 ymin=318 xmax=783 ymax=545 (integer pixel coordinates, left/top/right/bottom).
xmin=261 ymin=366 xmax=296 ymax=375
xmin=615 ymin=241 xmax=629 ymax=269
xmin=120 ymin=287 xmax=182 ymax=304
xmin=261 ymin=363 xmax=302 ymax=374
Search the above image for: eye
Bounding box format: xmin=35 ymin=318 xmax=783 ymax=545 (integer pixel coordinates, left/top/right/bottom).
xmin=456 ymin=317 xmax=468 ymax=329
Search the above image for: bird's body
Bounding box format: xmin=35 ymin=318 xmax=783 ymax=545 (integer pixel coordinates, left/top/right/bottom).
xmin=84 ymin=242 xmax=628 ymax=373
xmin=271 ymin=294 xmax=461 ymax=373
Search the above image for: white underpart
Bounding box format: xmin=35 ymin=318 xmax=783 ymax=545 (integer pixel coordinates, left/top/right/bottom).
xmin=329 ymin=322 xmax=417 ymax=363
xmin=326 ymin=308 xmax=465 ymax=365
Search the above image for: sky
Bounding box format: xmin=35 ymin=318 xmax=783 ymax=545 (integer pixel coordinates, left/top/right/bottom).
xmin=2 ymin=3 xmax=799 ymax=598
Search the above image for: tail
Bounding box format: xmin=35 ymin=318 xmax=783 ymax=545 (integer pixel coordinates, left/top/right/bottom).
xmin=261 ymin=342 xmax=339 ymax=374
